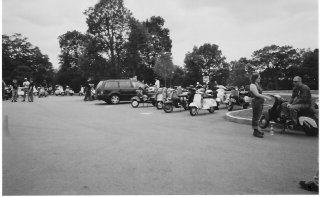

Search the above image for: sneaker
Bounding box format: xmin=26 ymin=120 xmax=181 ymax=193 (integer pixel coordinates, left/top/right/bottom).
xmin=299 ymin=181 xmax=319 ymax=192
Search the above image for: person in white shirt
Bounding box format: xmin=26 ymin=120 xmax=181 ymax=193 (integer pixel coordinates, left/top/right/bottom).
xmin=22 ymin=78 xmax=30 ymax=102
xmin=155 ymin=77 xmax=160 ymax=89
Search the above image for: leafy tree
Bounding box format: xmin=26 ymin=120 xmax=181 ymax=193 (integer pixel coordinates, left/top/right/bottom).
xmin=251 ymin=45 xmax=302 ymax=90
xmin=227 ymin=58 xmax=253 ymax=87
xmin=299 ymin=48 xmax=318 ymax=89
xmin=84 ymin=0 xmax=132 ymax=78
xmin=196 ymin=43 xmax=226 ymax=78
xmin=184 ymin=43 xmax=227 ymax=85
xmin=154 ymin=52 xmax=174 ymax=87
xmin=184 ymin=50 xmax=203 ymax=86
xmin=57 ymin=31 xmax=88 ymax=90
xmin=122 ymin=18 xmax=149 ymax=80
xmin=171 ymin=66 xmax=187 ymax=87
xmin=2 ymin=33 xmax=54 ymax=86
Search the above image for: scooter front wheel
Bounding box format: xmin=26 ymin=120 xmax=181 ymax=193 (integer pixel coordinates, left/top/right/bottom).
xmin=189 ymin=107 xmax=197 ymax=116
xmin=163 ymin=104 xmax=173 ymax=113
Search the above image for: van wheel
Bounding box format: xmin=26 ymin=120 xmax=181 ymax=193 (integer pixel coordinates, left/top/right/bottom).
xmin=110 ymin=94 xmax=120 ymax=104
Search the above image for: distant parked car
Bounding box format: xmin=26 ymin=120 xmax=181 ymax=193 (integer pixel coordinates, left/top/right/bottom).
xmin=95 ymin=79 xmax=146 ymax=104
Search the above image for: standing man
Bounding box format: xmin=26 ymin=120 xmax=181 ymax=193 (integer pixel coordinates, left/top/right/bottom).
xmin=155 ymin=77 xmax=160 ymax=89
xmin=281 ymin=76 xmax=312 ymax=125
xmin=28 ymin=78 xmax=35 ymax=102
xmin=22 ymin=78 xmax=30 ymax=102
xmin=84 ymin=78 xmax=92 ymax=101
xmin=11 ymin=79 xmax=18 ymax=102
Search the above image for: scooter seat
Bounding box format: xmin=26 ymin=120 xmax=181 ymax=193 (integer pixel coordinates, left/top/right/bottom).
xmin=178 ymin=94 xmax=188 ymax=98
xmin=203 ymin=95 xmax=213 ymax=98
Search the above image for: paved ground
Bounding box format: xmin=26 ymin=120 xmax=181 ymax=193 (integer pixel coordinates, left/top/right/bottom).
xmin=2 ymin=96 xmax=319 ymax=195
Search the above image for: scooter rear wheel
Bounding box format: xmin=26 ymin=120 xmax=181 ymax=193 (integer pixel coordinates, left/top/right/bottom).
xmin=227 ymin=102 xmax=233 ymax=111
xmin=189 ymin=107 xmax=197 ymax=116
xmin=259 ymin=112 xmax=270 ymax=129
xmin=302 ymin=122 xmax=318 ymax=136
xmin=208 ymin=107 xmax=215 ymax=113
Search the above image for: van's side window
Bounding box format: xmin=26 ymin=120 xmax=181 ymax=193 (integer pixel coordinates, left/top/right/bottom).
xmin=105 ymin=81 xmax=118 ymax=88
xmin=119 ymin=81 xmax=132 ymax=88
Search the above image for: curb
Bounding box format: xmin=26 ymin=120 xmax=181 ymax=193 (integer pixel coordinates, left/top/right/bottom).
xmin=224 ymin=107 xmax=284 ymax=129
xmin=224 ymin=109 xmax=252 ymax=125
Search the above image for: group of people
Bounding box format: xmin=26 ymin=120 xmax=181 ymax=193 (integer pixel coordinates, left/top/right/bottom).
xmin=249 ymin=73 xmax=317 ymax=192
xmin=11 ymin=77 xmax=36 ymax=102
xmin=249 ymin=73 xmax=313 ymax=138
xmin=5 ymin=77 xmax=51 ymax=102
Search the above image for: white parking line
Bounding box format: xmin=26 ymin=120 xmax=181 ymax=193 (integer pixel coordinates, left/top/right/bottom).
xmin=104 ymin=106 xmax=113 ymax=108
xmin=140 ymin=113 xmax=152 ymax=115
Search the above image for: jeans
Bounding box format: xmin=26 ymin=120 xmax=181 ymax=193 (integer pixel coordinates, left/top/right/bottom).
xmin=252 ymin=98 xmax=264 ymax=130
xmin=28 ymin=91 xmax=33 ymax=102
xmin=281 ymin=102 xmax=310 ymax=124
xmin=23 ymin=89 xmax=29 ymax=101
xmin=11 ymin=90 xmax=18 ymax=101
xmin=84 ymin=90 xmax=91 ymax=101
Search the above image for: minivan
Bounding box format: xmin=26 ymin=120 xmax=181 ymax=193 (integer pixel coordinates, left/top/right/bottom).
xmin=95 ymin=79 xmax=146 ymax=104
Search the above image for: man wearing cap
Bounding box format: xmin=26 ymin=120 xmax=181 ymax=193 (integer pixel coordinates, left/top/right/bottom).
xmin=22 ymin=78 xmax=30 ymax=102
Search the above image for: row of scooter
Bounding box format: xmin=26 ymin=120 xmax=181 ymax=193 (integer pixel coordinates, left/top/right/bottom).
xmin=130 ymin=85 xmax=252 ymax=116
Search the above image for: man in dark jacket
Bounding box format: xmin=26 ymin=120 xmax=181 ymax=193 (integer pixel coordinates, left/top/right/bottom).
xmin=281 ymin=76 xmax=312 ymax=125
xmin=28 ymin=78 xmax=35 ymax=102
xmin=11 ymin=79 xmax=18 ymax=102
xmin=84 ymin=78 xmax=92 ymax=101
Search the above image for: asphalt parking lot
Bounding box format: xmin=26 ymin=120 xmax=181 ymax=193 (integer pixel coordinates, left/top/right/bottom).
xmin=2 ymin=96 xmax=319 ymax=195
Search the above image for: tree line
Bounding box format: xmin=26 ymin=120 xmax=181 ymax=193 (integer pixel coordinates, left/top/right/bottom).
xmin=2 ymin=0 xmax=318 ymax=92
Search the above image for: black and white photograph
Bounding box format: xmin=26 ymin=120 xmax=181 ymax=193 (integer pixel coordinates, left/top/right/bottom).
xmin=2 ymin=0 xmax=319 ymax=195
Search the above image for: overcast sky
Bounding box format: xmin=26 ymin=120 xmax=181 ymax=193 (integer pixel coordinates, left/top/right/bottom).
xmin=2 ymin=0 xmax=318 ymax=69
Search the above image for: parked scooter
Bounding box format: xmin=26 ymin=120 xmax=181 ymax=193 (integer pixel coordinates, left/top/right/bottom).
xmin=3 ymin=86 xmax=12 ymax=100
xmin=163 ymin=87 xmax=189 ymax=113
xmin=216 ymin=86 xmax=229 ymax=108
xmin=54 ymin=85 xmax=65 ymax=96
xmin=38 ymin=87 xmax=49 ymax=98
xmin=259 ymin=94 xmax=318 ymax=136
xmin=227 ymin=88 xmax=251 ymax=111
xmin=131 ymin=87 xmax=157 ymax=108
xmin=189 ymin=89 xmax=217 ymax=116
xmin=79 ymin=86 xmax=84 ymax=96
xmin=155 ymin=88 xmax=166 ymax=110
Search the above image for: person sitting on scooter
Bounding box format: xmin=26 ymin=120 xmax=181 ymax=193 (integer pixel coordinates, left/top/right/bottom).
xmin=281 ymin=76 xmax=312 ymax=126
xmin=187 ymin=85 xmax=196 ymax=104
